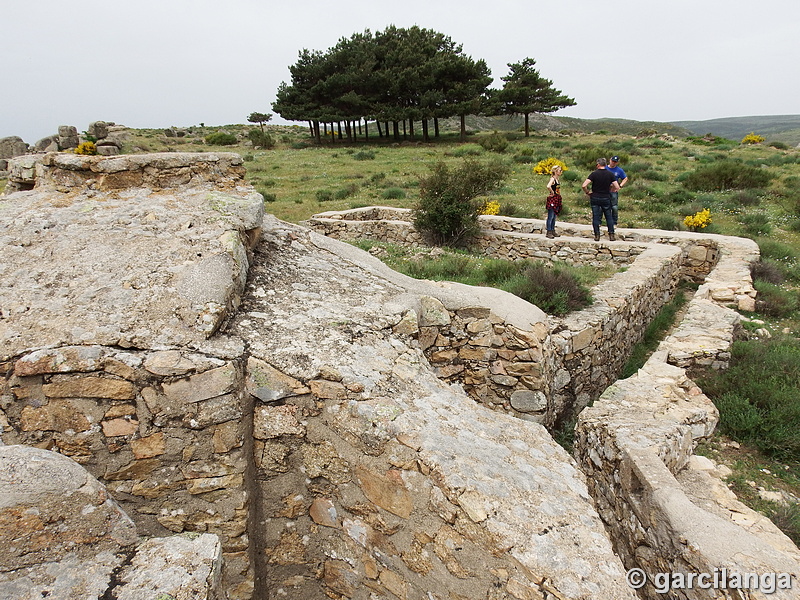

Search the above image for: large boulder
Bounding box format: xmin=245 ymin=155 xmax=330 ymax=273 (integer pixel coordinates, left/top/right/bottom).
xmin=57 ymin=125 xmax=79 ymax=150
xmin=33 ymin=135 xmax=59 ymax=152
xmin=87 ymin=121 xmax=109 ymax=140
xmin=0 ymin=445 xmax=138 ymax=570
xmin=0 ymin=136 xmax=28 ymax=159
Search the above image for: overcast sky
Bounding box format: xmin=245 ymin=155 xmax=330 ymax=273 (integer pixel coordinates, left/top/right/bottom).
xmin=4 ymin=0 xmax=798 ymax=144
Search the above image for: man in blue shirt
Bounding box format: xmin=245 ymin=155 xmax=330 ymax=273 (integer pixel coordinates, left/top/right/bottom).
xmin=607 ymin=156 xmax=628 ymax=226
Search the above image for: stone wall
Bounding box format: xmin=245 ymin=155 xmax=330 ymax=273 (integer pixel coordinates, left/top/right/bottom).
xmin=226 ymin=217 xmax=639 ymax=600
xmin=573 ymin=237 xmax=800 ymax=599
xmin=0 ymin=444 xmax=224 ymax=600
xmin=305 ymin=205 xmax=800 ymax=598
xmin=3 ymin=158 xmax=797 ymax=600
xmin=0 ymin=347 xmax=254 ymax=598
xmin=303 ymin=207 xmax=734 ymax=425
xmin=1 ymin=152 xmax=263 ymax=598
xmin=304 ymin=206 xmax=721 ymax=277
xmin=0 ymin=157 xmax=641 ymax=599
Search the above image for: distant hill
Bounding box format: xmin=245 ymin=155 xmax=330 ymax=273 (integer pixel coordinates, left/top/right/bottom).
xmin=670 ymin=115 xmax=800 ymax=146
xmin=440 ymin=113 xmax=800 ymax=146
xmin=440 ymin=114 xmax=692 ymax=137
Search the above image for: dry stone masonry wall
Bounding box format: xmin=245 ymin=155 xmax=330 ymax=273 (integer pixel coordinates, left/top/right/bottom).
xmin=1 ymin=155 xmax=798 ymax=599
xmin=305 ymin=205 xmax=800 ymax=599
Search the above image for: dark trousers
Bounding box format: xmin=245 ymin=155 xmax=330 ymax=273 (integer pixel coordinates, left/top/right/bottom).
xmin=610 ymin=191 xmax=619 ymax=225
xmin=591 ymin=196 xmax=614 ymax=234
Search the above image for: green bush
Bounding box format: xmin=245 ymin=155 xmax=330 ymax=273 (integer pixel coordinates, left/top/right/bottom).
xmin=682 ymin=160 xmax=772 ymax=191
xmin=664 ymin=189 xmax=695 ymax=204
xmin=507 ymin=263 xmax=593 ymax=316
xmin=413 ymin=159 xmax=510 ymax=247
xmin=259 ymin=191 xmax=277 ymax=203
xmin=450 ymin=144 xmax=483 ymax=157
xmin=248 ymin=129 xmax=274 ymax=149
xmin=205 ymin=131 xmax=238 ymax=146
xmin=368 ymin=172 xmax=387 ymax=186
xmin=651 ymin=214 xmax=681 ymax=230
xmin=334 ymin=183 xmax=359 ymax=200
xmin=353 ymin=150 xmax=376 ymax=161
xmin=477 ymin=132 xmax=509 ymax=153
xmin=697 ymin=338 xmax=800 ymax=461
xmin=753 ymin=281 xmax=800 ymax=317
xmin=740 ymin=213 xmax=772 ymax=236
xmin=750 ymin=259 xmax=784 ymax=285
xmin=315 ymin=189 xmax=334 ymax=202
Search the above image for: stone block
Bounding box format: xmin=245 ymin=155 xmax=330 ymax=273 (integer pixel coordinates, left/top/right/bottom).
xmin=0 ymin=445 xmax=138 ymax=570
xmin=246 ymin=356 xmax=306 ymax=402
xmin=162 ymin=363 xmax=237 ymax=404
xmin=418 ymin=295 xmax=451 ymax=327
xmin=510 ymin=390 xmax=547 ymax=413
xmin=356 ymin=466 xmax=413 ymax=518
xmin=253 ymin=404 xmax=305 ymax=439
xmin=43 ymin=375 xmax=136 ymax=400
xmin=14 ymin=346 xmax=106 ymax=376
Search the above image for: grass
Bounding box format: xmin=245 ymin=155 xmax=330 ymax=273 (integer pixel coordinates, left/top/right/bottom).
xmin=350 ymin=240 xmax=615 ymax=316
xmin=620 ymin=285 xmax=693 ymax=378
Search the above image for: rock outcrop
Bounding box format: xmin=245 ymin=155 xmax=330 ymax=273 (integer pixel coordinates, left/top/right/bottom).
xmin=2 ymin=152 xmax=797 ymax=600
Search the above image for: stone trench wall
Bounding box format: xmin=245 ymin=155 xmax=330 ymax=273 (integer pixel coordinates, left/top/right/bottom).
xmin=1 ymin=157 xmax=641 ymax=600
xmin=574 ymin=241 xmax=800 ymax=600
xmin=305 ymin=206 xmax=721 ymax=276
xmin=4 ymin=157 xmax=796 ymax=600
xmin=0 ymin=346 xmax=256 ymax=599
xmin=303 ymin=207 xmax=724 ymax=426
xmin=303 ymin=206 xmax=800 ymax=599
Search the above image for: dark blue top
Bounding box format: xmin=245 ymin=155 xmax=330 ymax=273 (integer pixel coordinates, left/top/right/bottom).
xmin=607 ymin=165 xmax=627 ymax=182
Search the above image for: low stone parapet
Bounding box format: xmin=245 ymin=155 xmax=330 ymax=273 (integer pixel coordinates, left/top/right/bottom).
xmin=4 ymin=151 xmax=247 ymax=193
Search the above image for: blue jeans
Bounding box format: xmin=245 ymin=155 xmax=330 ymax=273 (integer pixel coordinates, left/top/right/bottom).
xmin=546 ymin=208 xmax=557 ymax=231
xmin=610 ymin=192 xmax=619 ymax=225
xmin=591 ymin=197 xmax=614 ymax=235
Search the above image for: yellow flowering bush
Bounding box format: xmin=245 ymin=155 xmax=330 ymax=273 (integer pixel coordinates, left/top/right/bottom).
xmin=684 ymin=208 xmax=712 ymax=231
xmin=741 ymin=132 xmax=765 ymax=145
xmin=479 ymin=200 xmax=501 ymax=215
xmin=533 ymin=157 xmax=568 ymax=175
xmin=74 ymin=141 xmax=97 ymax=155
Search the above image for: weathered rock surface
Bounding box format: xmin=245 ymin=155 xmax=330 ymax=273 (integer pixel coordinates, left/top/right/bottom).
xmin=0 ymin=136 xmax=28 ymax=161
xmin=229 ymin=216 xmax=637 ymax=599
xmin=1 ymin=152 xmax=263 ymax=356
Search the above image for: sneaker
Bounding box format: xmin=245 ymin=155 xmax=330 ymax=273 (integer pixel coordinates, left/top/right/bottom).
xmin=594 ymin=234 xmax=600 ymax=242
xmin=609 ymin=233 xmax=616 ymax=241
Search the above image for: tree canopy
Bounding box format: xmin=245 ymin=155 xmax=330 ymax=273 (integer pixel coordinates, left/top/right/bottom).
xmin=491 ymin=58 xmax=576 ymax=137
xmin=272 ymin=27 xmax=574 ymax=142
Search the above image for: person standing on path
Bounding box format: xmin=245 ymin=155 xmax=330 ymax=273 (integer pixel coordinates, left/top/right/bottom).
xmin=607 ymin=155 xmax=628 ymax=226
xmin=582 ymin=158 xmax=620 ymax=241
xmin=545 ymin=165 xmax=563 ymax=238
